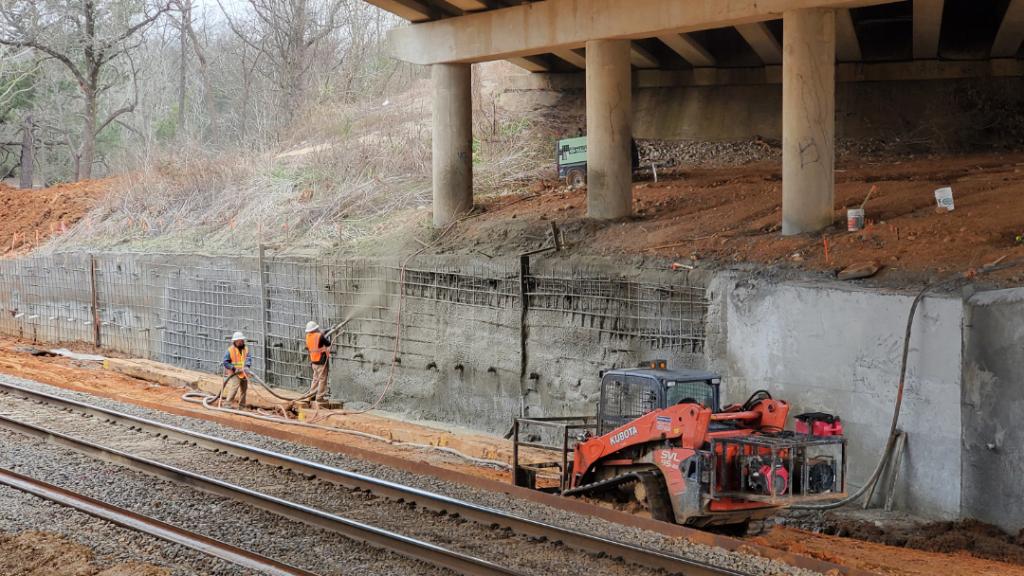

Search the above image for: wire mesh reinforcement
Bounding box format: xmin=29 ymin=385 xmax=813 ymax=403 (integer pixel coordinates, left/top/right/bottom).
xmin=0 ymin=252 xmax=709 ymax=408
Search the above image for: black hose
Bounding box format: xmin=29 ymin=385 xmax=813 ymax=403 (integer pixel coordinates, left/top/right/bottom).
xmin=742 ymin=390 xmax=772 ymax=411
xmin=215 ymin=371 xmax=316 ymax=406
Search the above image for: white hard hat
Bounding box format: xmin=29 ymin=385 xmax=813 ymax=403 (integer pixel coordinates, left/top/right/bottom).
xmin=305 ymin=321 xmax=319 ymax=333
xmin=231 ymin=331 xmax=245 ymax=342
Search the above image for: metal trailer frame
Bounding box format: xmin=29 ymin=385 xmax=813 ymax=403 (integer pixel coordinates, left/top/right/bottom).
xmin=511 ymin=415 xmax=597 ymax=492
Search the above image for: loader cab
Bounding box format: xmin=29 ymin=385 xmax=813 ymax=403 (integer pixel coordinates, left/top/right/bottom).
xmin=597 ymin=362 xmax=721 ymax=435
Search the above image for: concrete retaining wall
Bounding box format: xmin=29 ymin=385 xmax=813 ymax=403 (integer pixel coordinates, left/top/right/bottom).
xmin=714 ymin=275 xmax=964 ymax=519
xmin=961 ymin=287 xmax=1024 ymax=533
xmin=1 ymin=251 xmax=1020 ymax=524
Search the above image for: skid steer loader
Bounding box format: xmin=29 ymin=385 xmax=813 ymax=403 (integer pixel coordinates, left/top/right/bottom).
xmin=512 ymin=361 xmax=846 ymax=529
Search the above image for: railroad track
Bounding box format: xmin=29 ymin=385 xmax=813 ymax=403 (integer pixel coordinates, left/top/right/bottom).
xmin=0 ymin=464 xmax=317 ymax=576
xmin=0 ymin=379 xmax=750 ymax=576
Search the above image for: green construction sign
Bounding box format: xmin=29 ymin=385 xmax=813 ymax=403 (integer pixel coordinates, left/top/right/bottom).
xmin=557 ymin=136 xmax=587 ymax=167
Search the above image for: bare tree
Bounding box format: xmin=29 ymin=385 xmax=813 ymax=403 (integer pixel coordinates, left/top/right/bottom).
xmin=19 ymin=113 xmax=33 ymax=188
xmin=0 ymin=0 xmax=171 ymax=180
xmin=217 ymin=0 xmax=346 ymax=122
xmin=170 ymin=0 xmax=217 ymax=138
xmin=176 ymin=0 xmax=189 ymax=133
xmin=0 ymin=46 xmax=37 ymax=120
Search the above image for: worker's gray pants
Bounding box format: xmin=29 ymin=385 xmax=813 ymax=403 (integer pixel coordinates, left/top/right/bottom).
xmin=311 ymin=362 xmax=329 ymax=401
xmin=226 ymin=375 xmax=248 ymax=408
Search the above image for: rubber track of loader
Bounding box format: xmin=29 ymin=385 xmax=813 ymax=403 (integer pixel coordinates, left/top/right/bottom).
xmin=561 ymin=471 xmax=644 ymax=497
xmin=563 ymin=470 xmax=676 ymax=523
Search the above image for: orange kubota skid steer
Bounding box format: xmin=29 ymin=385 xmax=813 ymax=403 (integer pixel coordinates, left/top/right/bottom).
xmin=512 ymin=361 xmax=846 ymax=529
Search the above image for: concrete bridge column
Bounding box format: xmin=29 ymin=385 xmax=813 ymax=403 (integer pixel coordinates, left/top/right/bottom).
xmin=782 ymin=8 xmax=836 ymax=235
xmin=432 ymin=63 xmax=473 ymax=227
xmin=585 ymin=39 xmax=632 ymax=220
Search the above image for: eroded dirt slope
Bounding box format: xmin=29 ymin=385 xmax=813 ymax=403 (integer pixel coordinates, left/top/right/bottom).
xmin=0 ymin=179 xmax=113 ymax=257
xmin=443 ymin=153 xmax=1024 ymax=286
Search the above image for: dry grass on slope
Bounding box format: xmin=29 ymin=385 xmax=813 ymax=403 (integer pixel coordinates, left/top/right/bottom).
xmin=45 ymin=78 xmax=552 ymax=256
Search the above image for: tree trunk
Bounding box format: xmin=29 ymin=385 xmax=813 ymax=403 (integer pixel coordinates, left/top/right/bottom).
xmin=78 ymin=95 xmax=97 ymax=181
xmin=19 ymin=114 xmax=33 ymax=189
xmin=177 ymin=1 xmax=189 ymax=136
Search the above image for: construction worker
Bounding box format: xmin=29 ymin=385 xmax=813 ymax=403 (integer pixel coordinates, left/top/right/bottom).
xmin=223 ymin=331 xmax=252 ymax=408
xmin=305 ymin=321 xmax=332 ymax=402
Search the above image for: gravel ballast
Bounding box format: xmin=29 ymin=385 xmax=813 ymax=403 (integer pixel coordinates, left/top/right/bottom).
xmin=0 ymin=479 xmax=243 ymax=576
xmin=0 ymin=372 xmax=824 ymax=576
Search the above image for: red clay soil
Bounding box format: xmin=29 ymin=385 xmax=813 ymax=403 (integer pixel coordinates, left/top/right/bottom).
xmin=755 ymin=525 xmax=1024 ymax=576
xmin=452 ymin=152 xmax=1024 ymax=286
xmin=0 ymin=178 xmax=114 ymax=258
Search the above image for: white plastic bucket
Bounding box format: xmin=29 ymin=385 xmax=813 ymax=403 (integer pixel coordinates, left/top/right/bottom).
xmin=934 ymin=187 xmax=955 ymax=211
xmin=847 ymin=208 xmax=865 ymax=231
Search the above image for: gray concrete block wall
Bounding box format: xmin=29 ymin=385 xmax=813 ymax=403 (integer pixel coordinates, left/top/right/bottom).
xmin=962 ymin=287 xmax=1024 ymax=533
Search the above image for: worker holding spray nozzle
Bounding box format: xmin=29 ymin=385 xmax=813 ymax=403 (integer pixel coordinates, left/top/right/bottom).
xmin=305 ymin=321 xmax=333 ymax=403
xmin=223 ymin=331 xmax=252 ymax=409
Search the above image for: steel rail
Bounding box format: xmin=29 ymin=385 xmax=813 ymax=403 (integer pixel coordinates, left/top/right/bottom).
xmin=0 ymin=412 xmax=526 ymax=576
xmin=0 ymin=380 xmax=747 ymax=576
xmin=0 ymin=465 xmax=318 ymax=576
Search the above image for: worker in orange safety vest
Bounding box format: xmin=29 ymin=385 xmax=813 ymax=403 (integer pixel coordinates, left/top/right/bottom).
xmin=304 ymin=321 xmax=332 ymax=402
xmin=222 ymin=331 xmax=252 ymax=408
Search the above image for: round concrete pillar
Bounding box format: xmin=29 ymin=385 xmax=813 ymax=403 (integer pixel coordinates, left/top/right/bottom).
xmin=782 ymin=9 xmax=836 ymax=235
xmin=432 ymin=63 xmax=473 ymax=228
xmin=585 ymin=39 xmax=633 ymax=220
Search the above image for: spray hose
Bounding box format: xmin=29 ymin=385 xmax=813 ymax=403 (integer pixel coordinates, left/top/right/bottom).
xmin=182 ymin=380 xmax=509 ymax=470
xmin=794 ymin=257 xmax=1023 ymax=510
xmin=185 ymin=247 xmax=511 ymax=472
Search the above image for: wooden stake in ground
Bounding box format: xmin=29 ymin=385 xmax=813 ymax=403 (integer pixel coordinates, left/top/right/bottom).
xmin=861 ymin=184 xmax=879 ymax=210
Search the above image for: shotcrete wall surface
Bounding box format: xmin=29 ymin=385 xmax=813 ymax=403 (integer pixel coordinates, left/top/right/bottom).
xmin=962 ymin=287 xmax=1024 ymax=533
xmin=1 ymin=251 xmax=1019 ymax=523
xmin=716 ymin=275 xmax=965 ymax=519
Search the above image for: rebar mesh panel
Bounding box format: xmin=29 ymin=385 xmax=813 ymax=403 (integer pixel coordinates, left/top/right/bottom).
xmin=527 ymin=273 xmax=708 ymax=352
xmin=0 ymin=252 xmax=710 ymax=423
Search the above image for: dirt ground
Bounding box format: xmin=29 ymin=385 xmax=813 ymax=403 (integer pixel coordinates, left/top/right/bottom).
xmin=0 ymin=179 xmax=114 ymax=258
xmin=445 ymin=152 xmax=1024 ymax=287
xmin=828 ymin=517 xmax=1024 ymax=565
xmin=0 ymin=530 xmax=168 ymax=576
xmin=755 ymin=525 xmax=1024 ymax=576
xmin=0 ymin=336 xmax=512 ymax=483
xmin=6 ymin=336 xmax=1024 ymax=576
